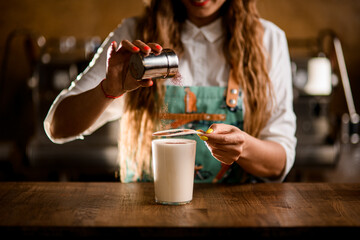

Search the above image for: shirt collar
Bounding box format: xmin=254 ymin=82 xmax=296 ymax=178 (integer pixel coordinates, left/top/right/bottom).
xmin=182 ymin=17 xmax=224 ymax=43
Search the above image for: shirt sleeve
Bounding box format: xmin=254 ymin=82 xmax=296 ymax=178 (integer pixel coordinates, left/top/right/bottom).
xmin=258 ymin=20 xmax=297 ymax=182
xmin=43 ymin=18 xmax=137 ymax=144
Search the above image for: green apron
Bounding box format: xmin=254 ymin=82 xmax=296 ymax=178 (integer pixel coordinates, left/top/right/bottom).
xmin=163 ymin=85 xmax=257 ymax=183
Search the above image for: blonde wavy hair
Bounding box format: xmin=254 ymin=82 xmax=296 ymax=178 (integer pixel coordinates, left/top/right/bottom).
xmin=118 ymin=0 xmax=273 ymax=182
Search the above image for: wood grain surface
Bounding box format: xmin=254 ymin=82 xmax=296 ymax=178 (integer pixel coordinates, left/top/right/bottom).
xmin=0 ymin=182 xmax=359 ymax=238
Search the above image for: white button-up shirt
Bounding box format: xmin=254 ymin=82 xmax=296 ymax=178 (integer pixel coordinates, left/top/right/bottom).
xmin=44 ymin=17 xmax=297 ymax=182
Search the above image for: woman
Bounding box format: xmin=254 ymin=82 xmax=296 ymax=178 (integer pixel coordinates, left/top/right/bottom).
xmin=44 ymin=0 xmax=296 ymax=183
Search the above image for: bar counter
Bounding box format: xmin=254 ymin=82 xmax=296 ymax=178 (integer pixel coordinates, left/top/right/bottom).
xmin=0 ymin=182 xmax=359 ymax=238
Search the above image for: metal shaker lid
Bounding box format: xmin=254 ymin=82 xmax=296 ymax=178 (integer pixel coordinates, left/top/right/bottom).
xmin=162 ymin=49 xmax=179 ymax=79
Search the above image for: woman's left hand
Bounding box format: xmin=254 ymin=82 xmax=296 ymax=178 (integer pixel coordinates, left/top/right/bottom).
xmin=199 ymin=123 xmax=247 ymax=165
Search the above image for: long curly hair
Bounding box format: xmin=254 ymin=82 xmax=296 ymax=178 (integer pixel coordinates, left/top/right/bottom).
xmin=118 ymin=0 xmax=273 ymax=182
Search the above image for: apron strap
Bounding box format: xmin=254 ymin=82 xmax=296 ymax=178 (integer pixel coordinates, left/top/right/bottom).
xmin=212 ymin=164 xmax=231 ymax=183
xmin=226 ymin=69 xmax=240 ymax=110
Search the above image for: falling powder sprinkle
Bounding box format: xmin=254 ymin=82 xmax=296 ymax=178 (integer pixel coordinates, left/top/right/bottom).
xmin=170 ymin=72 xmax=183 ymax=86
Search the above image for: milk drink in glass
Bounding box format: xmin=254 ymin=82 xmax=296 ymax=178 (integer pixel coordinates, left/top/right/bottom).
xmin=152 ymin=138 xmax=196 ymax=205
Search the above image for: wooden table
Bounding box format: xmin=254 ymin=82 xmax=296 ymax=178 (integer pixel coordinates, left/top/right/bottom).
xmin=0 ymin=182 xmax=359 ymax=238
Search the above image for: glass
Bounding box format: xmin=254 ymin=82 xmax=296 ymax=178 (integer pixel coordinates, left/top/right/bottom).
xmin=152 ymin=138 xmax=196 ymax=205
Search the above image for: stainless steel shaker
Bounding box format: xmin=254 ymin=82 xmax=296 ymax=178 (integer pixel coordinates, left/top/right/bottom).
xmin=129 ymin=49 xmax=179 ymax=80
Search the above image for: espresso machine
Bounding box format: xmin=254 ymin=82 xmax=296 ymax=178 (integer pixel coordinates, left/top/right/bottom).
xmin=290 ymin=30 xmax=359 ymax=171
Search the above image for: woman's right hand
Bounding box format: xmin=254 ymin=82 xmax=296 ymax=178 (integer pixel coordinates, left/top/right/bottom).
xmin=103 ymin=40 xmax=163 ymax=97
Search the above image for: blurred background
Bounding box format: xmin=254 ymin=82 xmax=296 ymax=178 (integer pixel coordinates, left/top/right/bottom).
xmin=0 ymin=0 xmax=359 ymax=182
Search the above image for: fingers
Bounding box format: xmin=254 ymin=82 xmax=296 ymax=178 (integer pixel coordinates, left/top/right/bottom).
xmin=199 ymin=124 xmax=244 ymax=145
xmin=208 ymin=134 xmax=243 ymax=145
xmin=107 ymin=41 xmax=118 ymax=59
xmin=133 ymin=40 xmax=152 ymax=55
xmin=138 ymin=79 xmax=154 ymax=87
xmin=120 ymin=40 xmax=141 ymax=53
xmin=120 ymin=40 xmax=163 ymax=56
xmin=147 ymin=43 xmax=162 ymax=54
xmin=133 ymin=40 xmax=162 ymax=54
xmin=197 ymin=124 xmax=245 ymax=165
xmin=204 ymin=141 xmax=239 ymax=165
xmin=111 ymin=41 xmax=118 ymax=51
xmin=212 ymin=144 xmax=243 ymax=157
xmin=209 ymin=123 xmax=233 ymax=134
